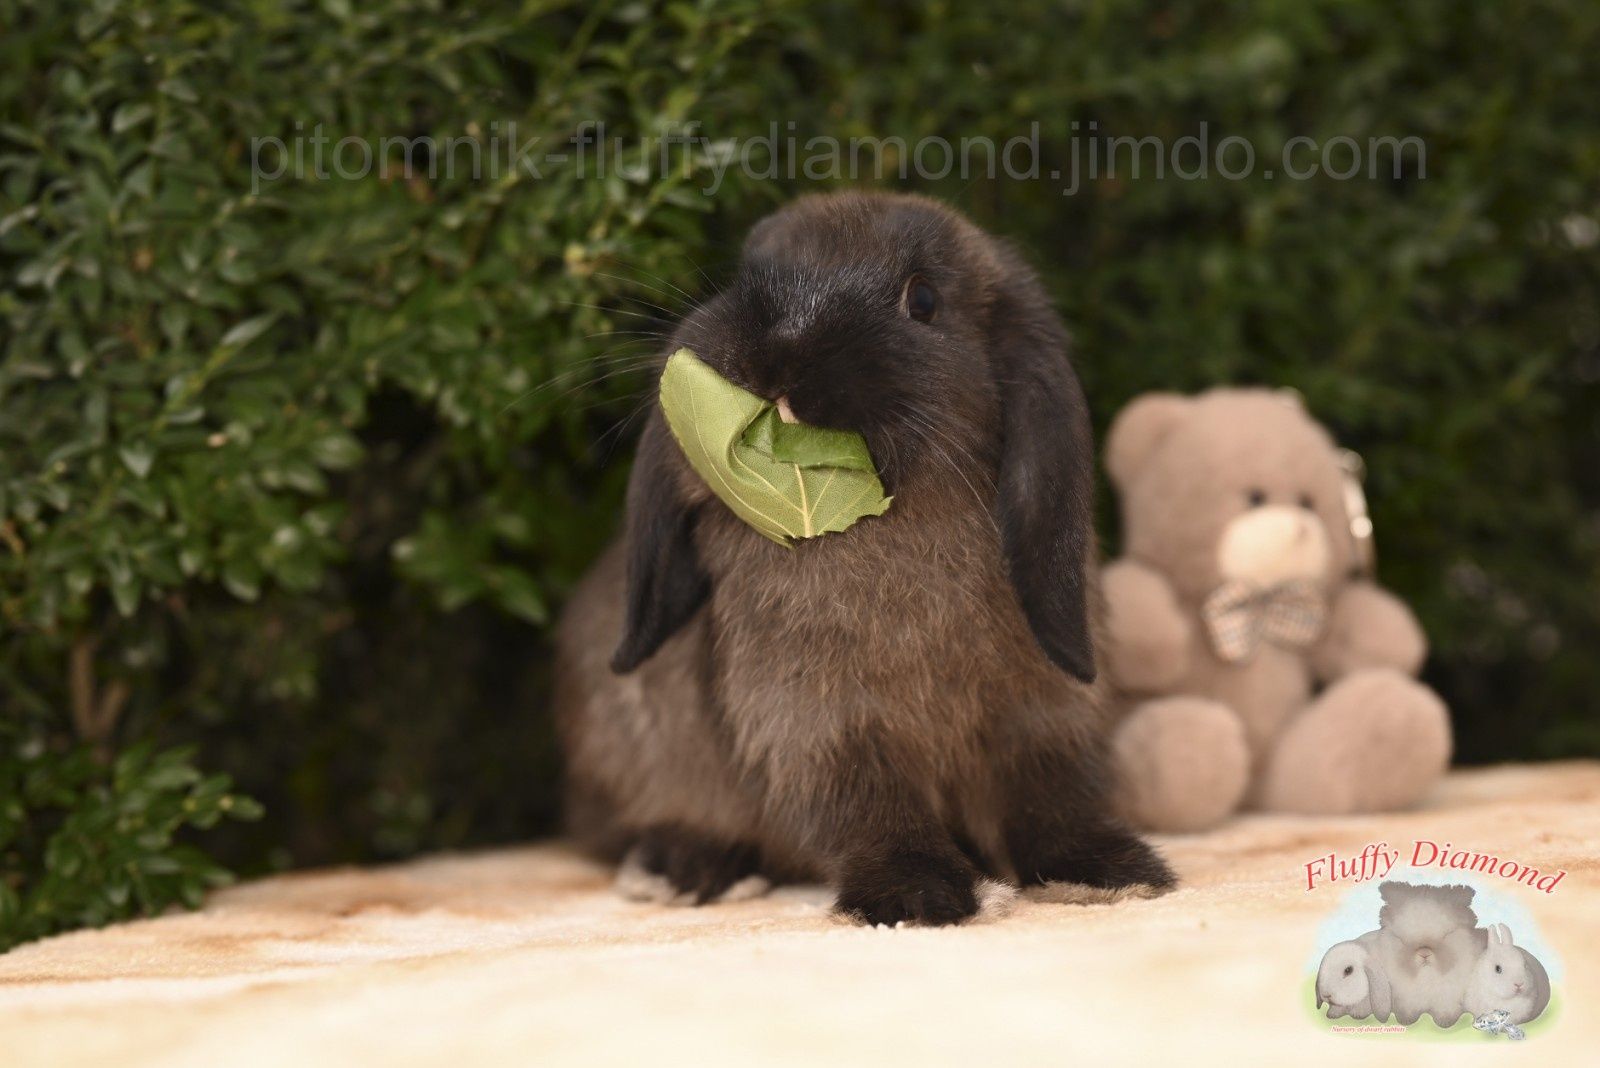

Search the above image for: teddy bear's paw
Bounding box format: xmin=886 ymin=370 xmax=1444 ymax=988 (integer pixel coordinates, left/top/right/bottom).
xmin=1102 ymin=560 xmax=1193 ymax=691
xmin=1113 ymin=696 xmax=1251 ymax=833
xmin=1257 ymin=669 xmax=1451 ymax=815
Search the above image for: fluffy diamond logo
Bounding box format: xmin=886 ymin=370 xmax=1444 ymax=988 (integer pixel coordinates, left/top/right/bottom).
xmin=1303 ymin=866 xmax=1563 ymax=1040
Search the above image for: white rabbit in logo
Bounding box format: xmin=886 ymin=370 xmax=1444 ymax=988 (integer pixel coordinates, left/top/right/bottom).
xmin=1463 ymin=923 xmax=1550 ymax=1026
xmin=1316 ymin=939 xmax=1392 ymax=1020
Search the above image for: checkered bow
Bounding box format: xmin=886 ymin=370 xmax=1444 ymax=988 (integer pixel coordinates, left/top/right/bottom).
xmin=1200 ymin=579 xmax=1328 ymax=663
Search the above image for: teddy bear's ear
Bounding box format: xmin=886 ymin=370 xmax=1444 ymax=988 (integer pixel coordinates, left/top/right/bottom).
xmin=1105 ymin=392 xmax=1193 ymax=488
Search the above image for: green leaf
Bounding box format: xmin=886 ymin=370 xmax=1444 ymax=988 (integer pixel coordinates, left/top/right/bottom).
xmin=657 ymin=348 xmax=891 ymax=545
xmin=490 ymin=567 xmax=548 ymax=624
xmin=310 ymin=433 xmax=363 ymax=469
xmin=111 ymin=103 xmax=154 ymax=134
xmin=157 ymin=78 xmax=198 ymax=104
xmin=223 ymin=795 xmax=264 ymax=820
xmin=119 ymin=443 xmax=154 ymax=478
xmin=745 ymin=408 xmax=877 ymax=472
xmin=110 ymin=571 xmax=143 ymax=616
xmin=219 ymin=314 xmax=277 ymax=349
xmin=221 ymin=560 xmax=262 ymax=601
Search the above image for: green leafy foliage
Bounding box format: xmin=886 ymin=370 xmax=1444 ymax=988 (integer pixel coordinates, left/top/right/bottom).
xmin=658 ymin=348 xmax=891 ymax=543
xmin=0 ymin=0 xmax=788 ymax=946
xmin=1 ymin=0 xmax=1597 ymax=949
xmin=0 ymin=723 xmax=261 ymax=951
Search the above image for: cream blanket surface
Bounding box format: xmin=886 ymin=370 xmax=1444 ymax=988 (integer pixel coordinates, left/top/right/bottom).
xmin=0 ymin=763 xmax=1595 ymax=1067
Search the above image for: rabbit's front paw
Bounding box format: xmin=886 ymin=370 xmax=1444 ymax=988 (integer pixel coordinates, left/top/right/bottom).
xmin=1013 ymin=821 xmax=1176 ymax=893
xmin=617 ymin=824 xmax=768 ymax=905
xmin=834 ymin=848 xmax=980 ymax=926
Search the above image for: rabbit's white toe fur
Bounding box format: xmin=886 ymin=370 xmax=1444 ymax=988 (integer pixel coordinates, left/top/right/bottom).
xmin=974 ymin=878 xmax=1019 ymax=921
xmin=1027 ymin=881 xmax=1169 ymax=906
xmin=717 ymin=874 xmax=774 ymax=903
xmin=612 ymin=850 xmax=773 ymax=906
xmin=612 ymin=851 xmax=680 ymax=904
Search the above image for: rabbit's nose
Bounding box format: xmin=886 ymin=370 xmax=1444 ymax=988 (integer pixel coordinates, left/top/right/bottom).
xmin=1513 ymin=981 xmax=1524 ymax=992
xmin=775 ymin=395 xmax=799 ymax=424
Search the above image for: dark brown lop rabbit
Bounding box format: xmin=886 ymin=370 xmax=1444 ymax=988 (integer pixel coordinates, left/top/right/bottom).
xmin=555 ymin=191 xmax=1174 ymax=926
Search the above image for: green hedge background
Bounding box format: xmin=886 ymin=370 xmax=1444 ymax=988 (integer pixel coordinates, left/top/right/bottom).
xmin=2 ymin=0 xmax=1597 ymax=947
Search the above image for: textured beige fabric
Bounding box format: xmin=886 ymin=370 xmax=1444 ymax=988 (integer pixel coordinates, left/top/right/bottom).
xmin=0 ymin=763 xmax=1594 ymax=1067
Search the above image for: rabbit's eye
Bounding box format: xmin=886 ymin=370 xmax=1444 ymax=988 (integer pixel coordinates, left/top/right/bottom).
xmin=1246 ymin=488 xmax=1268 ymax=507
xmin=1495 ymin=964 xmax=1503 ymax=974
xmin=1343 ymin=965 xmax=1354 ymax=976
xmin=903 ymin=276 xmax=938 ymax=323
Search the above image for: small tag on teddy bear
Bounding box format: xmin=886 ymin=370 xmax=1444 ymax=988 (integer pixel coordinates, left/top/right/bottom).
xmin=1275 ymin=389 xmax=1375 ymax=578
xmin=1338 ymin=448 xmax=1375 ymax=577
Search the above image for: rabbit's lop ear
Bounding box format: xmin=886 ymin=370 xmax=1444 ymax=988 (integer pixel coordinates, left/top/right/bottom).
xmin=611 ymin=411 xmax=710 ymax=673
xmin=987 ymin=254 xmax=1095 ymax=683
xmin=1364 ymin=960 xmax=1393 ymax=1021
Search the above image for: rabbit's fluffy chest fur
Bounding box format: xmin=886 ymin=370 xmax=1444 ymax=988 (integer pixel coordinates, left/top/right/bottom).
xmin=701 ymin=499 xmax=1081 ymax=741
xmin=695 ymin=495 xmax=1096 ymax=869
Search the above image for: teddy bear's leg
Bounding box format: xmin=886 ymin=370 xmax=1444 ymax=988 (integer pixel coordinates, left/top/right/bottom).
xmin=1254 ymin=668 xmax=1451 ymax=814
xmin=1112 ymin=696 xmax=1251 ymax=833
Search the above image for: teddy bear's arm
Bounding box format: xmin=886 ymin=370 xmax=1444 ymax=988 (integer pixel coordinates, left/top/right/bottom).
xmin=1309 ymin=581 xmax=1428 ymax=682
xmin=1102 ymin=558 xmax=1193 ymax=692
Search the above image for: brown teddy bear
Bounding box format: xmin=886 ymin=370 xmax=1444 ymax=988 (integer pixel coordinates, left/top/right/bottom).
xmin=1102 ymin=388 xmax=1452 ymax=833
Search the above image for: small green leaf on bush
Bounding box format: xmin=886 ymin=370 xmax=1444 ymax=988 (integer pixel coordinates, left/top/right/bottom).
xmin=219 ymin=314 xmax=277 ymax=349
xmin=157 ymin=77 xmax=198 ymax=104
xmin=119 ymin=443 xmax=154 ymax=478
xmin=491 ymin=567 xmax=548 ymax=624
xmin=221 ymin=560 xmax=262 ymax=601
xmin=111 ymin=102 xmax=154 ymax=133
xmin=110 ymin=572 xmax=143 ymax=616
xmin=310 ymin=433 xmax=363 ymax=469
